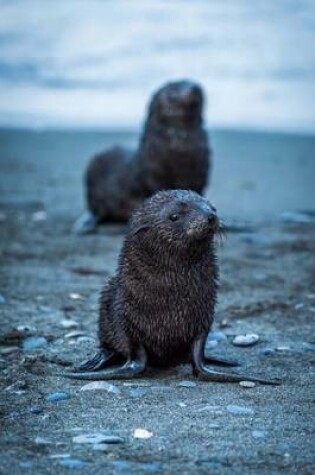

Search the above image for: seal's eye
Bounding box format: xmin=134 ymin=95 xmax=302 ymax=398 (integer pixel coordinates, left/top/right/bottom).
xmin=169 ymin=214 xmax=179 ymax=222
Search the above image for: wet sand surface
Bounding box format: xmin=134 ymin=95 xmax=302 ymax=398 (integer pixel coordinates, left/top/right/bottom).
xmin=0 ymin=128 xmax=315 ymax=474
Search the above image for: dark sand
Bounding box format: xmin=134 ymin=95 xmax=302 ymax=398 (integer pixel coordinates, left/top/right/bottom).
xmin=0 ymin=128 xmax=315 ymax=474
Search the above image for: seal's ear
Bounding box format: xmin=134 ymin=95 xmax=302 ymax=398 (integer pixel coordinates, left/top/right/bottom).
xmin=130 ymin=225 xmax=150 ymax=236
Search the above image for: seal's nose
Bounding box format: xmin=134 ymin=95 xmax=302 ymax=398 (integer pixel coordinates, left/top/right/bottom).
xmin=207 ymin=212 xmax=217 ymax=226
xmin=179 ymin=84 xmax=202 ymax=106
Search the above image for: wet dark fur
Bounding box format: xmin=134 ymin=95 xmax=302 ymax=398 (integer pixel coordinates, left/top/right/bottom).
xmin=97 ymin=190 xmax=218 ymax=367
xmin=85 ymin=80 xmax=211 ymax=223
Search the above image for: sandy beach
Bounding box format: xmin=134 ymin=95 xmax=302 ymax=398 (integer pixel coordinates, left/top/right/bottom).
xmin=0 ymin=128 xmax=315 ymax=474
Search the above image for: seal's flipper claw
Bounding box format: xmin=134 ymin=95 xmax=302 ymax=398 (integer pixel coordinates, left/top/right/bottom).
xmin=64 ymin=359 xmax=146 ymax=381
xmin=73 ymin=212 xmax=98 ymax=235
xmin=74 ymin=351 xmax=115 ymax=372
xmin=204 ymin=355 xmax=239 ymax=367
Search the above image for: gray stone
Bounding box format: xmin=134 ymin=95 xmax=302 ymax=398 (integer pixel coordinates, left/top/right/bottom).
xmin=239 ymin=381 xmax=256 ymax=388
xmin=22 ymin=336 xmax=48 ymax=351
xmin=45 ymin=392 xmax=70 ymax=402
xmin=232 ymin=334 xmax=259 ymax=347
xmin=73 ymin=433 xmax=124 ymax=444
xmin=227 ymin=405 xmax=254 ymax=415
xmin=177 ymin=381 xmax=197 ymax=388
xmin=80 ymin=381 xmax=121 ymax=394
xmin=30 ymin=405 xmax=44 ymax=414
xmin=207 ymin=331 xmax=227 ymax=342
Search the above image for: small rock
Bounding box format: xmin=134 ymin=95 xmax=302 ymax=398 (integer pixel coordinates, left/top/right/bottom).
xmin=252 ymin=430 xmax=266 ymax=439
xmin=294 ymin=303 xmax=304 ymax=310
xmin=30 ymin=405 xmax=44 ymax=414
xmin=239 ymin=381 xmax=256 ymax=388
xmin=276 ymin=346 xmax=291 ymax=351
xmin=177 ymin=402 xmax=187 ymax=408
xmin=32 ymin=210 xmax=47 ymax=222
xmin=0 ymin=346 xmax=20 ymax=355
xmin=59 ymin=459 xmax=90 ymax=469
xmin=69 ymin=293 xmax=83 ymax=300
xmin=16 ymin=325 xmax=37 ymax=333
xmin=227 ymin=405 xmax=254 ymax=415
xmin=133 ymin=428 xmax=153 ymax=439
xmin=64 ymin=331 xmax=87 ymax=339
xmin=45 ymin=392 xmax=70 ymax=402
xmin=177 ymin=381 xmax=197 ymax=388
xmin=73 ymin=433 xmax=124 ymax=444
xmin=259 ymin=348 xmax=275 ymax=356
xmin=77 ymin=336 xmax=95 ymax=343
xmin=81 ymin=381 xmax=121 ymax=394
xmin=59 ymin=319 xmax=79 ymax=329
xmin=22 ymin=337 xmax=48 ymax=351
xmin=205 ymin=340 xmax=218 ymax=349
xmin=232 ymin=334 xmax=259 ymax=347
xmin=35 ymin=436 xmax=52 ymax=445
xmin=130 ymin=388 xmax=148 ymax=398
xmin=0 ymin=294 xmax=6 ymax=304
xmin=207 ymin=331 xmax=227 ymax=342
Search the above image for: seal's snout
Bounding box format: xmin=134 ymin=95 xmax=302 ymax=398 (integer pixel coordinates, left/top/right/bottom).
xmin=186 ymin=207 xmax=218 ymax=239
xmin=179 ymin=83 xmax=202 ymax=107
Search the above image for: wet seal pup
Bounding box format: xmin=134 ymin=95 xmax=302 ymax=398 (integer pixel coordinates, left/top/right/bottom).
xmin=74 ymin=80 xmax=210 ymax=234
xmin=67 ymin=190 xmax=280 ymax=385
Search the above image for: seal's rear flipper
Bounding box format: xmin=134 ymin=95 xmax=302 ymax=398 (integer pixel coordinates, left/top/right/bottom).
xmin=73 ymin=212 xmax=99 ymax=235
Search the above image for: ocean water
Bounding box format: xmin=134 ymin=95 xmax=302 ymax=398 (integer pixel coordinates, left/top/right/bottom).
xmin=0 ymin=0 xmax=314 ymax=133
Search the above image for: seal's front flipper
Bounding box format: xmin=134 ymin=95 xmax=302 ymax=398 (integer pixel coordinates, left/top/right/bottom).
xmin=204 ymin=355 xmax=239 ymax=367
xmin=73 ymin=211 xmax=99 ymax=235
xmin=64 ymin=346 xmax=147 ymax=380
xmin=64 ymin=359 xmax=146 ymax=381
xmin=74 ymin=350 xmax=119 ymax=372
xmin=193 ymin=335 xmax=281 ymax=386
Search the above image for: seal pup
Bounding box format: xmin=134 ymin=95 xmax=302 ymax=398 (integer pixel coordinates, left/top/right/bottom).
xmin=74 ymin=80 xmax=210 ymax=234
xmin=67 ymin=190 xmax=280 ymax=385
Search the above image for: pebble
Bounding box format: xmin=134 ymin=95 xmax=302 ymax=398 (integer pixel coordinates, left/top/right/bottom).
xmin=69 ymin=293 xmax=83 ymax=300
xmin=0 ymin=346 xmax=20 ymax=355
xmin=207 ymin=331 xmax=227 ymax=342
xmin=259 ymin=348 xmax=276 ymax=356
xmin=232 ymin=334 xmax=259 ymax=347
xmin=64 ymin=331 xmax=87 ymax=339
xmin=59 ymin=459 xmax=90 ymax=469
xmin=59 ymin=319 xmax=79 ymax=329
xmin=30 ymin=405 xmax=44 ymax=414
xmin=45 ymin=392 xmax=70 ymax=402
xmin=294 ymin=303 xmax=304 ymax=310
xmin=209 ymin=424 xmax=221 ymax=430
xmin=81 ymin=381 xmax=121 ymax=394
xmin=73 ymin=433 xmax=124 ymax=444
xmin=227 ymin=405 xmax=254 ymax=415
xmin=0 ymin=294 xmax=6 ymax=304
xmin=177 ymin=381 xmax=197 ymax=388
xmin=133 ymin=428 xmax=153 ymax=439
xmin=32 ymin=210 xmax=47 ymax=222
xmin=16 ymin=325 xmax=37 ymax=333
xmin=177 ymin=402 xmax=187 ymax=408
xmin=22 ymin=336 xmax=48 ymax=351
xmin=130 ymin=388 xmax=148 ymax=398
xmin=276 ymin=346 xmax=291 ymax=351
xmin=252 ymin=430 xmax=266 ymax=439
xmin=239 ymin=381 xmax=256 ymax=388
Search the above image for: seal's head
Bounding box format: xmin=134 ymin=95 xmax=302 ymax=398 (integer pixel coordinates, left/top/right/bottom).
xmin=129 ymin=190 xmax=220 ymax=251
xmin=148 ymin=80 xmax=204 ymax=126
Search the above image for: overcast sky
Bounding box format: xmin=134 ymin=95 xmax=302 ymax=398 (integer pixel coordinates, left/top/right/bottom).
xmin=0 ymin=0 xmax=314 ymax=132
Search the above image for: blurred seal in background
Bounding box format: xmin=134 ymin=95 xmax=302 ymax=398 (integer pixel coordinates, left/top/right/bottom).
xmin=74 ymin=80 xmax=211 ymax=234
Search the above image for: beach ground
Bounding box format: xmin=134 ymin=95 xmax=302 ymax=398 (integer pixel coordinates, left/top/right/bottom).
xmin=0 ymin=129 xmax=314 ymax=474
